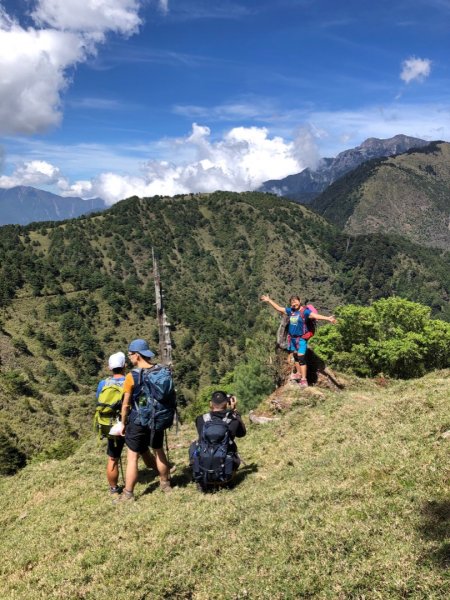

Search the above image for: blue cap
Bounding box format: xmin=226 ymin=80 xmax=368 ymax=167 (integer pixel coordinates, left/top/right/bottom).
xmin=128 ymin=339 xmax=155 ymax=359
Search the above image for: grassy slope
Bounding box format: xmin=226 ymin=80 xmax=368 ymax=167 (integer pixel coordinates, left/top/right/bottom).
xmin=1 ymin=371 xmax=449 ymax=599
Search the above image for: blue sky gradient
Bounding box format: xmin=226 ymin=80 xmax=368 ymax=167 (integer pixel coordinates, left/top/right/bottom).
xmin=0 ymin=0 xmax=448 ymax=202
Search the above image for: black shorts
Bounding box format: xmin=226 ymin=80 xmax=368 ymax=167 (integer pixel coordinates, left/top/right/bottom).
xmin=125 ymin=420 xmax=164 ymax=453
xmin=106 ymin=435 xmax=125 ymax=459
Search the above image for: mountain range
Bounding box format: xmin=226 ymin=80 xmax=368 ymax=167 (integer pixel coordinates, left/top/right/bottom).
xmin=0 ymin=186 xmax=106 ymax=225
xmin=310 ymin=141 xmax=450 ymax=250
xmin=259 ymin=134 xmax=431 ymax=203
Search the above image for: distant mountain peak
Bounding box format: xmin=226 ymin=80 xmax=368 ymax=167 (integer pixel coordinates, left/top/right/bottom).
xmin=0 ymin=186 xmax=107 ymax=226
xmin=258 ymin=134 xmax=431 ymax=204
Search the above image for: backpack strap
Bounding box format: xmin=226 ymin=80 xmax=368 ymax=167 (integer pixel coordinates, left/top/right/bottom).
xmin=222 ymin=411 xmax=233 ymax=425
xmin=299 ymin=306 xmax=308 ymax=336
xmin=203 ymin=412 xmax=233 ymax=424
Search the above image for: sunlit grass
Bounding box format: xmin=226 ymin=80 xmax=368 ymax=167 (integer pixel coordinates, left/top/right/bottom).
xmin=1 ymin=371 xmax=449 ymax=599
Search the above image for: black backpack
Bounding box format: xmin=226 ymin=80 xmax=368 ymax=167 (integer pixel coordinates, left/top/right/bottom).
xmin=191 ymin=413 xmax=236 ymax=488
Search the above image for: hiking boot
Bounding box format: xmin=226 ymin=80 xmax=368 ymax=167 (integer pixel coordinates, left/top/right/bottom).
xmin=299 ymin=378 xmax=308 ymax=388
xmin=113 ymin=489 xmax=135 ymax=504
xmin=109 ymin=485 xmax=123 ymax=498
xmin=160 ymin=480 xmax=172 ymax=494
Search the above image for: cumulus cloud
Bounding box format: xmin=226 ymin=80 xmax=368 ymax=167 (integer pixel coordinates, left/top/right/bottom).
xmin=293 ymin=126 xmax=322 ymax=170
xmin=52 ymin=123 xmax=305 ymax=204
xmin=31 ymin=0 xmax=142 ymax=36
xmin=0 ymin=160 xmax=65 ymax=188
xmin=0 ymin=1 xmax=142 ymax=135
xmin=400 ymin=56 xmax=432 ymax=84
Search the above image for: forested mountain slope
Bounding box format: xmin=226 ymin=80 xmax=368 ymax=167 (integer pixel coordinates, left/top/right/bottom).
xmin=311 ymin=142 xmax=450 ymax=250
xmin=0 ymin=191 xmax=449 ymax=466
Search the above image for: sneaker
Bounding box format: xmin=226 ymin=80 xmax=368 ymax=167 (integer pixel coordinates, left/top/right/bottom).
xmin=113 ymin=489 xmax=135 ymax=504
xmin=299 ymin=378 xmax=308 ymax=388
xmin=109 ymin=485 xmax=123 ymax=494
xmin=290 ymin=372 xmax=301 ymax=381
xmin=160 ymin=480 xmax=172 ymax=494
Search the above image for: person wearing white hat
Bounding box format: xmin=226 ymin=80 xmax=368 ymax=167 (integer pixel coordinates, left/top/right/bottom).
xmin=95 ymin=352 xmax=128 ymax=498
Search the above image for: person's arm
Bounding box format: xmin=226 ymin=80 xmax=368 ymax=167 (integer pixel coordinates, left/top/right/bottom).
xmin=195 ymin=415 xmax=204 ymax=438
xmin=260 ymin=295 xmax=286 ymax=315
xmin=119 ymin=373 xmax=134 ymax=435
xmin=309 ymin=312 xmax=337 ymax=324
xmin=228 ymin=396 xmax=246 ymax=438
xmin=95 ymin=380 xmax=104 ymax=401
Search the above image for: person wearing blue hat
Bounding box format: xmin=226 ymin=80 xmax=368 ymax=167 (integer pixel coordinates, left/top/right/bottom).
xmin=117 ymin=339 xmax=172 ymax=500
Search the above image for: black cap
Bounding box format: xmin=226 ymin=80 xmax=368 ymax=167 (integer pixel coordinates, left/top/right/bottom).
xmin=211 ymin=391 xmax=229 ymax=405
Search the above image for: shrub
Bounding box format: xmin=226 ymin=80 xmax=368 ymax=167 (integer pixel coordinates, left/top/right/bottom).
xmin=313 ymin=297 xmax=450 ymax=378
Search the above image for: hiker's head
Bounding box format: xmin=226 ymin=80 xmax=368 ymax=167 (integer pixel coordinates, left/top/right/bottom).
xmin=127 ymin=339 xmax=155 ymax=365
xmin=210 ymin=390 xmax=230 ymax=410
xmin=108 ymin=351 xmax=125 ymax=373
xmin=289 ymin=295 xmax=301 ymax=309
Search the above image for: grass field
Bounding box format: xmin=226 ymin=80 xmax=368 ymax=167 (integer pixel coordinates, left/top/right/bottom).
xmin=0 ymin=371 xmax=449 ymax=599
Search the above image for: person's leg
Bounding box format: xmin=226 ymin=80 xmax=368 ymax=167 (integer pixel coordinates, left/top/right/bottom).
xmin=151 ymin=431 xmax=171 ymax=491
xmin=154 ymin=448 xmax=170 ymax=482
xmin=298 ymin=339 xmax=308 ymax=385
xmin=125 ymin=448 xmax=140 ymax=494
xmin=106 ymin=437 xmax=125 ymax=492
xmin=141 ymin=448 xmax=157 ymax=470
xmin=106 ymin=457 xmax=120 ymax=488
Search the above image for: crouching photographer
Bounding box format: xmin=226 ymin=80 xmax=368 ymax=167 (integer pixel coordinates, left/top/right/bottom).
xmin=189 ymin=391 xmax=246 ymax=492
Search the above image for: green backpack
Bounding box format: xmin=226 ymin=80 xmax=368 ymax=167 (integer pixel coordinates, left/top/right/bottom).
xmin=94 ymin=377 xmax=124 ymax=438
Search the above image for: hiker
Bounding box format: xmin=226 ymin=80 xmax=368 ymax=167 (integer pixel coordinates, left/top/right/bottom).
xmin=261 ymin=294 xmax=337 ymax=387
xmin=118 ymin=339 xmax=175 ymax=500
xmin=95 ymin=352 xmax=156 ymax=500
xmin=190 ymin=391 xmax=246 ymax=491
xmin=95 ymin=352 xmax=128 ymax=498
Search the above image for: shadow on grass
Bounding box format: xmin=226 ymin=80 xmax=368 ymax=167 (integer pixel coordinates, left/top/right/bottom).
xmin=418 ymin=498 xmax=450 ymax=567
xmin=140 ymin=462 xmax=259 ymax=495
xmin=195 ymin=462 xmax=259 ymax=495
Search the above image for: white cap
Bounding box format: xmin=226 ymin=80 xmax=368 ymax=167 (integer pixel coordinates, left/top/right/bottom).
xmin=108 ymin=351 xmax=126 ymax=370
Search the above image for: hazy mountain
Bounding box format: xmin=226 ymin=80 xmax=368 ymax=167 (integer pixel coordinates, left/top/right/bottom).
xmin=259 ymin=134 xmax=431 ymax=203
xmin=310 ymin=141 xmax=450 ymax=250
xmin=0 ymin=186 xmax=106 ymax=225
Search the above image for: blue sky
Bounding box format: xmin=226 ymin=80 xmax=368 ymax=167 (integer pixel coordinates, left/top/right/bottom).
xmin=0 ymin=0 xmax=448 ymax=203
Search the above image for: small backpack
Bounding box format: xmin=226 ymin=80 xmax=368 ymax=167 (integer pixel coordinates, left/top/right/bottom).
xmin=190 ymin=413 xmax=236 ymax=489
xmin=276 ymin=313 xmax=290 ymax=350
xmin=94 ymin=378 xmax=124 ymax=438
xmin=132 ymin=365 xmax=176 ymax=432
xmin=300 ymin=304 xmax=317 ymax=340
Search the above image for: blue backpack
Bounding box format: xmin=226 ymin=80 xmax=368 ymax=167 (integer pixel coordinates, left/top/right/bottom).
xmin=131 ymin=365 xmax=176 ymax=432
xmin=190 ymin=413 xmax=236 ymax=489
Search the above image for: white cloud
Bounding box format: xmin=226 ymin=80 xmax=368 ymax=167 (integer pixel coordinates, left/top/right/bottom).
xmin=51 ymin=123 xmax=305 ymax=204
xmin=158 ymin=0 xmax=169 ymax=14
xmin=400 ymin=56 xmax=432 ymax=84
xmin=31 ymin=0 xmax=142 ymax=36
xmin=0 ymin=160 xmax=65 ymax=188
xmin=2 ymin=102 xmax=449 ymax=204
xmin=0 ymin=1 xmax=143 ymax=135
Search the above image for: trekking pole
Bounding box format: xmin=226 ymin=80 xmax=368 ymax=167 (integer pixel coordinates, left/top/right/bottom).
xmin=164 ymin=429 xmax=171 ymax=481
xmin=118 ymin=456 xmax=125 ymax=487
